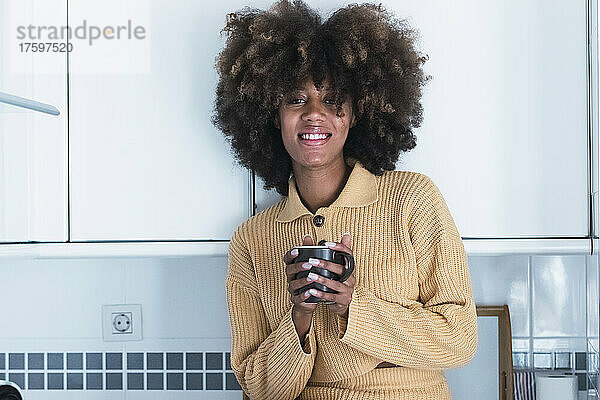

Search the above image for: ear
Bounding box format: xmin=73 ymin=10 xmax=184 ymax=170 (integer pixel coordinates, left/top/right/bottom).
xmin=350 ymin=114 xmax=356 ymax=128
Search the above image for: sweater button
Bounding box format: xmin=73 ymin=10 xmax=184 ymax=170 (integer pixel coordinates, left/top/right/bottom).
xmin=313 ymin=215 xmax=325 ymax=227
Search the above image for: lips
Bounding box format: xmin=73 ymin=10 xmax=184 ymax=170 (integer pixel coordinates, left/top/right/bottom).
xmin=298 ymin=133 xmax=331 ymax=146
xmin=297 ymin=126 xmax=332 ymax=146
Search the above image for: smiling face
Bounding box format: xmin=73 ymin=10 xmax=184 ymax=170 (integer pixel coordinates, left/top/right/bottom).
xmin=275 ymin=77 xmax=356 ymax=171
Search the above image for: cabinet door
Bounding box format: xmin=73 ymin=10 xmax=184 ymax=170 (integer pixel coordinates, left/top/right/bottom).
xmin=0 ymin=0 xmax=68 ymax=242
xmin=257 ymin=0 xmax=589 ymax=239
xmin=68 ymin=0 xmax=253 ymax=241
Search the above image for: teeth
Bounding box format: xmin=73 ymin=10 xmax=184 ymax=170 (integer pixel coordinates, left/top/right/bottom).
xmin=300 ymin=133 xmax=329 ymax=140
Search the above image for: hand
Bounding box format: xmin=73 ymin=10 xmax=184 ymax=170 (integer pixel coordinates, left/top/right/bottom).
xmin=283 ymin=234 xmax=319 ymax=316
xmin=312 ymin=233 xmax=356 ymax=318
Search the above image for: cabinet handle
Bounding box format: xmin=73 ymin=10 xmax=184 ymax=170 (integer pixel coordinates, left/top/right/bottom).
xmin=0 ymin=91 xmax=60 ymax=115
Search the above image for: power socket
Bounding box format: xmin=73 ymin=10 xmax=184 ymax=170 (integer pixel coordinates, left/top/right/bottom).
xmin=112 ymin=312 xmax=132 ymax=334
xmin=102 ymin=304 xmax=142 ymax=341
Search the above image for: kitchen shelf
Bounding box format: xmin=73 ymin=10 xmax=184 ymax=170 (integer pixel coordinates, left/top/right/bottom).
xmin=0 ymin=238 xmax=593 ymax=258
xmin=0 ymin=241 xmax=230 ymax=259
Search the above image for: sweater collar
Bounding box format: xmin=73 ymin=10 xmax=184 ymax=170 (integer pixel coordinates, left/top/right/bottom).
xmin=275 ymin=159 xmax=378 ymax=223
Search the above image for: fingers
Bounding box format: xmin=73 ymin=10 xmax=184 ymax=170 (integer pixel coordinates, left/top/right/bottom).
xmin=283 ymin=234 xmax=314 ymax=265
xmin=341 ymin=233 xmax=352 ymax=250
xmin=302 ymin=234 xmax=314 ymax=246
xmin=325 ymin=233 xmax=353 ymax=255
xmin=289 ymin=271 xmax=354 ymax=297
xmin=290 ymin=288 xmax=319 ymax=310
xmin=285 ymin=258 xmax=315 ymax=283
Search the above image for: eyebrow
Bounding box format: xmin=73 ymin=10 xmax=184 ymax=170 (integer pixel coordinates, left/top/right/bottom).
xmin=291 ymin=86 xmax=335 ymax=93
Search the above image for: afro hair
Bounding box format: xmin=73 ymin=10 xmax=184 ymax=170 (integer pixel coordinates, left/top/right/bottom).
xmin=212 ymin=0 xmax=431 ymax=196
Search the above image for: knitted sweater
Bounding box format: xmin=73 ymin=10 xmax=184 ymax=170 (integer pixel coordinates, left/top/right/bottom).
xmin=225 ymin=160 xmax=478 ymax=400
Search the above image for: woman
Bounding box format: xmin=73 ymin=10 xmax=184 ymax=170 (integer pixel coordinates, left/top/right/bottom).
xmin=212 ymin=1 xmax=478 ymax=399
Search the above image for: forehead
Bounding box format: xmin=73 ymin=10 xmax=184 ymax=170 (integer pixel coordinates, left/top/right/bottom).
xmin=291 ymin=80 xmax=335 ymax=93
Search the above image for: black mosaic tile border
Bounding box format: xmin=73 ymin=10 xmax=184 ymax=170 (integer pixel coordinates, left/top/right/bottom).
xmin=0 ymin=352 xmax=241 ymax=391
xmin=511 ymin=351 xmax=597 ymax=391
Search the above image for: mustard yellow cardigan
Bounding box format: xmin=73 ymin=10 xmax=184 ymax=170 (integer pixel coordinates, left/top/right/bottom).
xmin=225 ymin=160 xmax=478 ymax=400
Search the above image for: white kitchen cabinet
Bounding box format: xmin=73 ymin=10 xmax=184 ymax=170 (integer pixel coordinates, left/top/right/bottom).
xmin=0 ymin=0 xmax=68 ymax=242
xmin=256 ymin=0 xmax=590 ymax=239
xmin=67 ymin=0 xmax=258 ymax=241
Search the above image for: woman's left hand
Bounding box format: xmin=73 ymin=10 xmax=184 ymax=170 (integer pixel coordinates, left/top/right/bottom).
xmin=309 ymin=233 xmax=356 ymax=317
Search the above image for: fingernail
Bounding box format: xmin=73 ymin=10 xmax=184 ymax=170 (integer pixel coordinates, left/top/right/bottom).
xmin=302 ymin=262 xmax=312 ymax=269
xmin=307 ymin=272 xmax=318 ymax=281
xmin=309 ymin=289 xmax=318 ymax=295
xmin=303 ymin=234 xmax=311 ymax=240
xmin=325 ymin=242 xmax=336 ymax=247
xmin=291 ymin=248 xmax=298 ymax=256
xmin=308 ymin=258 xmax=320 ymax=265
xmin=343 ymin=232 xmax=351 ymax=237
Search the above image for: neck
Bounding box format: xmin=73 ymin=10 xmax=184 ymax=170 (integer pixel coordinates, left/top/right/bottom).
xmin=292 ymin=158 xmax=352 ymax=214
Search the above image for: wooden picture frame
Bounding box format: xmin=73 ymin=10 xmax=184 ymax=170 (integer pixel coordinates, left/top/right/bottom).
xmin=476 ymin=305 xmax=514 ymax=400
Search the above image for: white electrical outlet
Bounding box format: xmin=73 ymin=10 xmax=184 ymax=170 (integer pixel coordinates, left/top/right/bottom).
xmin=102 ymin=304 xmax=142 ymax=341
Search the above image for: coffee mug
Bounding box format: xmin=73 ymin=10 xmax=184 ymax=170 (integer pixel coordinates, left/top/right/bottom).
xmin=291 ymin=245 xmax=354 ymax=303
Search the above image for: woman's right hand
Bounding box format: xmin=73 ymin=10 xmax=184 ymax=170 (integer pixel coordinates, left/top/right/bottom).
xmin=284 ymin=234 xmax=319 ymax=316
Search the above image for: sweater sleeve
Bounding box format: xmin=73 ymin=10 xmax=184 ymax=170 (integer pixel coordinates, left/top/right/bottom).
xmin=225 ymin=225 xmax=317 ymax=400
xmin=336 ymin=175 xmax=478 ymax=369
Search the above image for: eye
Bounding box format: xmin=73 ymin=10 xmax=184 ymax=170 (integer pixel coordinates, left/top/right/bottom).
xmin=287 ymin=98 xmax=305 ymax=105
xmin=323 ymin=98 xmax=336 ymax=105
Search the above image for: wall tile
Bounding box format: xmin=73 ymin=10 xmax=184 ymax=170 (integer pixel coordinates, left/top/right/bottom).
xmin=206 ymin=352 xmax=223 ymax=370
xmin=147 ymin=373 xmax=163 ymax=390
xmin=186 ymin=373 xmax=203 ymax=390
xmin=127 ymin=373 xmax=143 ymax=390
xmin=226 ymin=372 xmax=242 ymax=390
xmin=533 ymin=352 xmax=552 ymax=369
xmin=9 ymin=373 xmax=24 ymax=390
xmin=532 ymin=256 xmax=586 ymax=337
xmin=533 ymin=338 xmax=588 ymax=353
xmin=127 ymin=353 xmax=143 ymax=370
xmin=67 ymin=373 xmax=83 ymax=390
xmin=86 ymin=372 xmax=103 ymax=390
xmin=47 ymin=373 xmax=63 ymax=390
xmin=0 ymin=258 xmax=125 ymax=338
xmin=86 ymin=353 xmax=102 ymax=370
xmin=28 ymin=373 xmax=44 ymax=390
xmin=167 ymin=373 xmax=183 ymax=390
xmin=106 ymin=373 xmax=123 ymax=390
xmin=206 ymin=373 xmax=223 ymax=390
xmin=9 ymin=353 xmax=24 ymax=369
xmin=106 ymin=353 xmax=123 ymax=370
xmin=147 ymin=353 xmax=163 ymax=370
xmin=28 ymin=353 xmax=44 ymax=370
xmin=167 ymin=353 xmax=183 ymax=370
xmin=186 ymin=353 xmax=203 ymax=370
xmin=67 ymin=353 xmax=83 ymax=370
xmin=123 ymin=256 xmax=230 ymax=338
xmin=554 ymin=352 xmax=571 ymax=369
xmin=468 ymin=255 xmax=529 ymax=337
xmin=47 ymin=353 xmax=63 ymax=370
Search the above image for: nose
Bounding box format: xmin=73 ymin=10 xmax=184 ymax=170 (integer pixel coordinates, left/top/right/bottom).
xmin=302 ymin=99 xmax=327 ymax=123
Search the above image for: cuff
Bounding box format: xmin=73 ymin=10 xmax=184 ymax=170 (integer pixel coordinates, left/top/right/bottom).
xmin=339 ymin=285 xmax=369 ymax=347
xmin=302 ymin=317 xmax=317 ymax=354
xmin=286 ymin=307 xmax=317 ymax=356
xmin=336 ymin=313 xmax=348 ymax=339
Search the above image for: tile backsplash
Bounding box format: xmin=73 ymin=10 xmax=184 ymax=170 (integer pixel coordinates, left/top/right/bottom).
xmin=468 ymin=255 xmax=595 ymax=356
xmin=0 ymin=253 xmax=597 ymax=397
xmin=0 ymin=351 xmax=241 ymax=391
xmin=468 ymin=253 xmax=599 ymax=395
